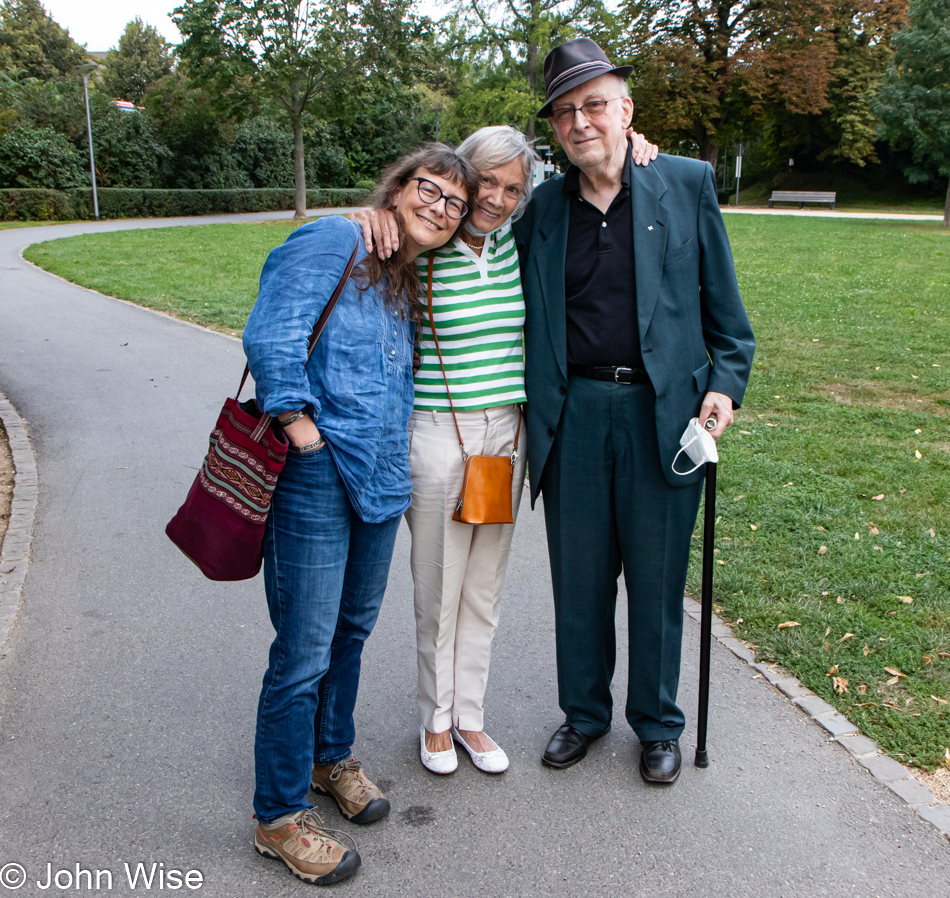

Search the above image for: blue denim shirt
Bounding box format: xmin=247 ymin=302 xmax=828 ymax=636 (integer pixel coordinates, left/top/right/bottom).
xmin=243 ymin=217 xmax=415 ymax=524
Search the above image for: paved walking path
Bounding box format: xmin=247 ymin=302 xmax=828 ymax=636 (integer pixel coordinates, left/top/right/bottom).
xmin=0 ymin=213 xmax=948 ymax=898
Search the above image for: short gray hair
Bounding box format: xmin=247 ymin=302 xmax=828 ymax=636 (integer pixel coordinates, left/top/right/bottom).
xmin=456 ymin=126 xmax=540 ymax=221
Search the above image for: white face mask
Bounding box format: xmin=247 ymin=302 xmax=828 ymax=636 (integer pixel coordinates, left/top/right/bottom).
xmin=672 ymin=417 xmax=719 ymax=476
xmin=464 ymin=220 xmax=494 ymax=238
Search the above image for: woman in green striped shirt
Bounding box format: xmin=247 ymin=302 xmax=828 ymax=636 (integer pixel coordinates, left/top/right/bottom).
xmin=353 ymin=126 xmax=657 ymax=777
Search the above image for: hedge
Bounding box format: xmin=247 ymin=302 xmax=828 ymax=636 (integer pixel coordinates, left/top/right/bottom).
xmin=0 ymin=187 xmax=372 ymax=221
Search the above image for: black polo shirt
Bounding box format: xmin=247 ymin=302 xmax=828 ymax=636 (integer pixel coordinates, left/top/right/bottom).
xmin=562 ymin=154 xmax=642 ymax=369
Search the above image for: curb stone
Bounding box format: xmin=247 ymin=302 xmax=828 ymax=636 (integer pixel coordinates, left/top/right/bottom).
xmin=0 ymin=392 xmax=38 ymax=654
xmin=683 ymin=598 xmax=949 ymax=841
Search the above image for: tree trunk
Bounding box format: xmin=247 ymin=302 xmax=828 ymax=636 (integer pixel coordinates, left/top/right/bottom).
xmin=293 ymin=116 xmax=306 ymax=220
xmin=944 ymin=174 xmax=949 ymax=229
xmin=524 ymin=2 xmax=539 ymax=142
xmin=694 ymin=121 xmax=719 ymax=169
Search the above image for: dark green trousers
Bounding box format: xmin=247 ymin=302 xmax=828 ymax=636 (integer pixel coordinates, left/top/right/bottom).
xmin=540 ymin=376 xmax=702 ymax=742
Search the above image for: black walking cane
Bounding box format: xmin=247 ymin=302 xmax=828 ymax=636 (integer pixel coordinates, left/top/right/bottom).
xmin=695 ymin=417 xmax=717 ymax=768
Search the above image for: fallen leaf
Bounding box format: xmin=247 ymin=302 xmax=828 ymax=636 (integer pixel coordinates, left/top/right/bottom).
xmin=874 ymin=546 xmax=883 ymax=552
xmin=872 ymin=494 xmax=884 ymax=501
xmin=833 ymin=677 xmax=849 ymax=694
xmin=857 ymin=684 xmax=868 ymax=695
xmin=717 ymin=559 xmax=725 ymax=566
xmin=840 ymin=633 xmax=855 ymax=641
xmin=854 ymin=701 xmax=875 ymax=707
xmin=938 ymin=652 xmax=950 ymax=659
xmin=924 ymin=656 xmax=931 ymax=664
xmin=869 ymin=524 xmax=880 ymax=535
xmin=736 ymin=618 xmax=743 ymax=624
xmin=897 ymin=595 xmax=913 ymax=604
xmin=778 ymin=621 xmax=800 ymax=629
xmin=750 ymin=524 xmax=758 ymax=531
xmin=931 ymin=696 xmax=948 ymax=705
xmin=886 ymin=676 xmax=900 ymax=686
xmin=837 ymin=596 xmax=844 ymax=604
xmin=818 ymin=545 xmax=828 ymax=555
xmin=915 ymin=428 xmax=922 ymax=434
xmin=945 ymin=749 xmax=950 ymax=770
xmin=884 ymin=667 xmax=907 ymax=677
xmin=915 ymin=450 xmax=922 ymax=459
xmin=822 ymin=590 xmax=830 ymax=596
xmin=825 ymin=627 xmax=832 ymax=637
xmin=815 ymin=525 xmax=827 ymax=531
xmin=900 ymin=488 xmax=907 ymax=494
xmin=739 ymin=430 xmax=751 ymax=434
xmin=826 ymin=665 xmax=839 ymax=675
xmin=854 ymin=532 xmax=860 ymax=540
xmin=930 ymin=528 xmax=936 ymax=537
xmin=734 ymin=495 xmax=745 ymax=501
xmin=863 ymin=645 xmax=870 ymax=656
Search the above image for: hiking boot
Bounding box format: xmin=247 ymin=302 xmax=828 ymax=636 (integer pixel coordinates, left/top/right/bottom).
xmin=311 ymin=757 xmax=391 ymax=824
xmin=254 ymin=808 xmax=360 ymax=885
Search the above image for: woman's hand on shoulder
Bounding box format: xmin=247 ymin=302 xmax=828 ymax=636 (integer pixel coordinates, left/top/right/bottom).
xmin=346 ymin=208 xmax=399 ymax=260
xmin=626 ymin=130 xmax=659 ymax=167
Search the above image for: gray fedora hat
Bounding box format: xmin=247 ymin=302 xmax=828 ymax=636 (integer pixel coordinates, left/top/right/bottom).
xmin=537 ymin=38 xmax=633 ymax=119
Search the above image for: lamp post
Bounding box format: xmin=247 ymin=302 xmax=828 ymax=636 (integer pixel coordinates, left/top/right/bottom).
xmin=71 ymin=62 xmax=99 ymax=221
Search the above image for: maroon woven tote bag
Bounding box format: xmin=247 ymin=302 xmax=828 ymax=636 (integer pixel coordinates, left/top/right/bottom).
xmin=166 ymin=242 xmax=359 ymax=580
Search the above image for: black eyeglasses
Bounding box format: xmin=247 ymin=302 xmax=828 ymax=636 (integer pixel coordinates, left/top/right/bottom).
xmin=403 ymin=177 xmax=470 ymax=220
xmin=550 ymin=97 xmax=626 ymax=127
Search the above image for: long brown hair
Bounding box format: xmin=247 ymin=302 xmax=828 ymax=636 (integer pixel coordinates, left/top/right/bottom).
xmin=352 ymin=143 xmax=478 ymax=323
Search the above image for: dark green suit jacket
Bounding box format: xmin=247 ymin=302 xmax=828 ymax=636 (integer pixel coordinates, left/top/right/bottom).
xmin=513 ymin=154 xmax=755 ymax=505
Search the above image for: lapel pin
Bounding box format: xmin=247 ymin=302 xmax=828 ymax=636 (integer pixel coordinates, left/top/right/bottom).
xmin=647 ymin=225 xmax=654 ymax=231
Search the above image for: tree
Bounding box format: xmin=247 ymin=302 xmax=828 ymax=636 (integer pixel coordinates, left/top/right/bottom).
xmin=0 ymin=0 xmax=88 ymax=80
xmin=875 ymin=0 xmax=950 ymax=226
xmin=101 ymin=17 xmax=173 ymax=104
xmin=174 ymin=1 xmax=420 ymax=218
xmin=455 ymin=0 xmax=603 ymax=139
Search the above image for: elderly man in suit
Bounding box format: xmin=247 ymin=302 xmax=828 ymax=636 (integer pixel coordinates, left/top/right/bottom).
xmin=513 ymin=38 xmax=755 ymax=783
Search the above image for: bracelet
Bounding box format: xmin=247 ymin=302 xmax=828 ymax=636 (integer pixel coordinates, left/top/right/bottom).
xmin=289 ymin=437 xmax=325 ymax=454
xmin=277 ymin=410 xmax=306 ymax=427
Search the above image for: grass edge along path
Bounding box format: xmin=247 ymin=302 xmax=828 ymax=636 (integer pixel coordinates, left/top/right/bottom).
xmin=23 ymin=216 xmax=950 ymax=772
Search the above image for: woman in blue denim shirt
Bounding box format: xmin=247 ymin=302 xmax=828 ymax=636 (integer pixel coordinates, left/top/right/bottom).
xmin=242 ymin=144 xmax=477 ymax=886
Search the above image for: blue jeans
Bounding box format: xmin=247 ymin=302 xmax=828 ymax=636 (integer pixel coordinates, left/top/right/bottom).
xmin=253 ymin=445 xmax=400 ymax=823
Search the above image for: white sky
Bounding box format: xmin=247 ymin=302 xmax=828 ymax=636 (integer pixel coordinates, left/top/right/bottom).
xmin=41 ymin=1 xmax=446 ymax=52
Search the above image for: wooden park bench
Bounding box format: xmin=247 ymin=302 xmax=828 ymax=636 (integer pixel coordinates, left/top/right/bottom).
xmin=769 ymin=190 xmax=836 ymax=209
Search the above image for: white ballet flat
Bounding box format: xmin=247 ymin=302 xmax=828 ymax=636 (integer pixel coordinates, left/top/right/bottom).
xmin=420 ymin=726 xmax=457 ymax=774
xmin=452 ymin=727 xmax=509 ymax=774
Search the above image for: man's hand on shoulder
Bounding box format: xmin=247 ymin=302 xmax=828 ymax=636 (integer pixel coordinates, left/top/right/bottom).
xmin=698 ymin=391 xmax=734 ymax=439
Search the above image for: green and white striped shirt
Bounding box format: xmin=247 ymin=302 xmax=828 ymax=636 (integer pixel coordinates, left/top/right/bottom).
xmin=414 ymin=223 xmax=527 ymax=412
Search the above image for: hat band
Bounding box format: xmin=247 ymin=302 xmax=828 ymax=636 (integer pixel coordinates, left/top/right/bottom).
xmin=546 ymin=60 xmax=614 ymax=96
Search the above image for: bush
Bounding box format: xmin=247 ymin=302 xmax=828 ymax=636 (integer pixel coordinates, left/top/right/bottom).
xmin=0 ymin=126 xmax=85 ymax=189
xmin=0 ymin=188 xmax=75 ymax=220
xmin=0 ymin=186 xmax=372 ymax=221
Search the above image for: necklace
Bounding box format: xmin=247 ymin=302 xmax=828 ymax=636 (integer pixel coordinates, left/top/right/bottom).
xmin=459 ymin=233 xmax=485 ymax=253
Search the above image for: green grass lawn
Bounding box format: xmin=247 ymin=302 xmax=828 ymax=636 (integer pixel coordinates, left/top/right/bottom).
xmin=24 ymin=215 xmax=950 ymax=770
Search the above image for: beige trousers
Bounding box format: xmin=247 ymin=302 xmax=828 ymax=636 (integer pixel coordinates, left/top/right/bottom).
xmin=405 ymin=404 xmax=527 ymax=733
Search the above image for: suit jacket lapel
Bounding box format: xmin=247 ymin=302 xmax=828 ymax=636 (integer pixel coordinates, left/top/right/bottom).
xmin=630 ymin=163 xmax=670 ymax=341
xmin=534 ymin=189 xmax=570 ymax=381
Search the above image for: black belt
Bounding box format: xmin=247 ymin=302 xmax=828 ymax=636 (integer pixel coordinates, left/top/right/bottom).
xmin=568 ymin=364 xmax=647 ymax=385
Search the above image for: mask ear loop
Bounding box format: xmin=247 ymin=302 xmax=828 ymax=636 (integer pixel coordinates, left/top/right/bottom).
xmin=671 ymin=434 xmax=705 ymax=476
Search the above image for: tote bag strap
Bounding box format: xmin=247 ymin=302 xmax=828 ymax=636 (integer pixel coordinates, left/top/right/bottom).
xmin=241 ymin=241 xmax=361 ymax=442
xmin=425 ymin=251 xmax=521 ymax=462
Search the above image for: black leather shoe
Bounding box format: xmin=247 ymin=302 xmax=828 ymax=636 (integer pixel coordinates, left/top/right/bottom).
xmin=542 ymin=723 xmax=599 ymax=769
xmin=639 ymin=739 xmax=682 ymax=783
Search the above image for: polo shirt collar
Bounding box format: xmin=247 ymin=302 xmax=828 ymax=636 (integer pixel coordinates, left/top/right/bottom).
xmin=560 ymin=149 xmax=632 ymax=195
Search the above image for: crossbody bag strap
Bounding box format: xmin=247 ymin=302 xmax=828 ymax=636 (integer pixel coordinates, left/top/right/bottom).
xmin=244 ymin=240 xmax=361 ymax=442
xmin=426 ymin=251 xmax=522 ymax=462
